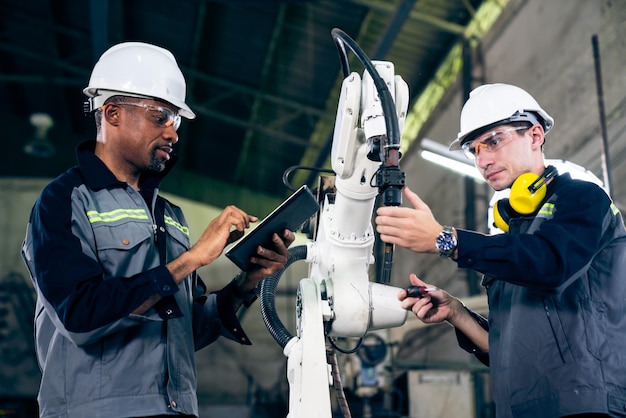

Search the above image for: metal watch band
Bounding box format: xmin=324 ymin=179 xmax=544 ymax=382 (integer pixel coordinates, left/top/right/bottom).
xmin=436 ymin=225 xmax=457 ymax=258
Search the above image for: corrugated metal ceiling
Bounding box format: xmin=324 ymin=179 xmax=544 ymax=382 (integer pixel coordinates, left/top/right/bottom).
xmin=0 ymin=0 xmax=488 ymax=215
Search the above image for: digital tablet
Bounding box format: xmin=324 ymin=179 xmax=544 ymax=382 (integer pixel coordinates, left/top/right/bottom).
xmin=225 ymin=185 xmax=319 ymax=271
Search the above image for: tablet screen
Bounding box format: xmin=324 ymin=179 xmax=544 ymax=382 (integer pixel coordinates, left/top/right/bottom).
xmin=225 ymin=185 xmax=319 ymax=271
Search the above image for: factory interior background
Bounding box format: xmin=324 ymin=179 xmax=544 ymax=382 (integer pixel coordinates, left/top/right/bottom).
xmin=1 ymin=0 xmax=625 ymax=417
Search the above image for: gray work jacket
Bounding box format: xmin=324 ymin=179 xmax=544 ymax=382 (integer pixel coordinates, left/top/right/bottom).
xmin=22 ymin=141 xmax=251 ymax=418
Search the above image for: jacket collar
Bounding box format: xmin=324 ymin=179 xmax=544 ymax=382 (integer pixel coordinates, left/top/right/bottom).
xmin=546 ymin=171 xmax=571 ymax=197
xmin=75 ymin=140 xmax=178 ymax=191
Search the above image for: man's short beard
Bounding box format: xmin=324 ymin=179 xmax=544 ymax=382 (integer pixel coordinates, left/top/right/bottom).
xmin=148 ymin=152 xmax=166 ymax=173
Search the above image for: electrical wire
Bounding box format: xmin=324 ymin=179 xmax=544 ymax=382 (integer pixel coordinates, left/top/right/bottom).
xmin=331 ymin=28 xmax=406 ymax=284
xmin=330 ymin=28 xmax=401 ymax=151
xmin=328 ymin=336 xmax=364 ymax=355
xmin=282 ymin=165 xmax=335 ymax=191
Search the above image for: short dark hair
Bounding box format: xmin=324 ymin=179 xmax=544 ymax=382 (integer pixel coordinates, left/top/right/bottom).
xmin=94 ymin=95 xmax=141 ymax=131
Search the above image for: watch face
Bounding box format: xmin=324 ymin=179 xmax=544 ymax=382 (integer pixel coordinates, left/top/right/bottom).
xmin=436 ymin=228 xmax=457 ymax=256
xmin=437 ymin=236 xmax=454 ymax=251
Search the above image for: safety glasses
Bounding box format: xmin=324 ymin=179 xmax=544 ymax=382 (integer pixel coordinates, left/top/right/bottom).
xmin=108 ymin=102 xmax=181 ymax=131
xmin=462 ymin=126 xmax=529 ymax=160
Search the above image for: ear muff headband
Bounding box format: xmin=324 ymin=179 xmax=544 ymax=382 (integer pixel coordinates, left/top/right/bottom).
xmin=492 ymin=165 xmax=558 ymax=232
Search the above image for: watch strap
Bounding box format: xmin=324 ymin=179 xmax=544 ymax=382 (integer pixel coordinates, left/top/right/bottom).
xmin=436 ymin=225 xmax=457 ymax=258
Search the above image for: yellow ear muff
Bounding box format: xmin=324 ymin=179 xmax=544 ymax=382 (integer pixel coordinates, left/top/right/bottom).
xmin=491 ymin=166 xmax=558 ymax=232
xmin=508 ymin=172 xmax=547 ymax=215
xmin=493 ymin=199 xmax=511 ymax=233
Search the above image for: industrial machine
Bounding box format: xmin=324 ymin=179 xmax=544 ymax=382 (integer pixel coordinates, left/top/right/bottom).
xmin=260 ymin=29 xmax=410 ymax=418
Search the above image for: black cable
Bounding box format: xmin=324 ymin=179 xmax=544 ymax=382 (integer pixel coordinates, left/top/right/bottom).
xmin=328 ymin=336 xmax=364 ymax=355
xmin=259 ymin=245 xmax=308 ymax=349
xmin=331 ymin=28 xmax=405 ymax=284
xmin=330 ymin=28 xmax=401 ymax=151
xmin=282 ymin=165 xmax=334 ymax=191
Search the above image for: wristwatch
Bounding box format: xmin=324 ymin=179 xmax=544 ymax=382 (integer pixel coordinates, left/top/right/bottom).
xmin=435 ymin=226 xmax=457 ymax=258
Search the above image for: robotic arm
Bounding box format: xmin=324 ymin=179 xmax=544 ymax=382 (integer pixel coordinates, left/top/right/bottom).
xmin=260 ymin=29 xmax=410 ymax=418
xmin=316 ymin=57 xmax=409 ymax=338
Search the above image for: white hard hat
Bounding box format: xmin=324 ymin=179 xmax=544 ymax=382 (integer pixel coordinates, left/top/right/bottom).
xmin=449 ymin=83 xmax=553 ymax=150
xmin=83 ymin=42 xmax=195 ymax=119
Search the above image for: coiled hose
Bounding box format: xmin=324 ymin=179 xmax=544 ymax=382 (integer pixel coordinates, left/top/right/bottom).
xmin=261 ymin=244 xmax=353 ymax=418
xmin=259 ymin=244 xmax=308 ymax=349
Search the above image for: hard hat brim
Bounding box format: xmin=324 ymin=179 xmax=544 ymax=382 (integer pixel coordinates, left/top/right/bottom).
xmin=449 ymin=111 xmax=550 ymax=151
xmin=83 ymin=89 xmax=196 ymax=119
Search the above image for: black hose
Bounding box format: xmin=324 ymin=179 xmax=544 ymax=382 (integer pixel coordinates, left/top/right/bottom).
xmin=331 ymin=28 xmax=405 ymax=284
xmin=330 ymin=28 xmax=401 ymax=150
xmin=259 ymin=245 xmax=308 ymax=349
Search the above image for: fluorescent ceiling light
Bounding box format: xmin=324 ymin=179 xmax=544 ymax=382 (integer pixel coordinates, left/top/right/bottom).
xmin=419 ymin=138 xmax=484 ymax=182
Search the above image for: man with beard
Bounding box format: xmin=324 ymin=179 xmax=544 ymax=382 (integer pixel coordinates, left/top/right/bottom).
xmin=22 ymin=42 xmax=295 ymax=418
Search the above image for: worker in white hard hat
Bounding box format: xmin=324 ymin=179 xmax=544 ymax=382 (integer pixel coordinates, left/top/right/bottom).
xmin=376 ymin=83 xmax=626 ymax=417
xmin=22 ymin=41 xmax=295 ymax=418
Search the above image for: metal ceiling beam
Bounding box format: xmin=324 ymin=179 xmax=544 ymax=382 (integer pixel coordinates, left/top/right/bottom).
xmin=175 ymin=1 xmax=210 ymax=172
xmin=371 ymin=0 xmax=419 ymax=58
xmin=0 ymin=51 xmax=328 ymax=125
xmin=346 ymin=0 xmax=468 ymax=35
xmin=185 ymin=66 xmax=329 ymax=119
xmin=191 ymin=103 xmax=314 ymax=148
xmin=234 ymin=4 xmax=289 ymax=183
xmin=0 ymin=42 xmax=87 ymax=77
xmin=6 ymin=9 xmax=85 ymax=40
xmin=400 ymin=0 xmax=509 ymax=156
xmin=0 ymin=75 xmax=84 ymax=85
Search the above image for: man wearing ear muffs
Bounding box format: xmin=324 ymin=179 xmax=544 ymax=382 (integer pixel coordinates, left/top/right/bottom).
xmin=376 ymin=83 xmax=626 ymax=418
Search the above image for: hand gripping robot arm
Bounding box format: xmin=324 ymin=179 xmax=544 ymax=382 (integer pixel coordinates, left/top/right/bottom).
xmin=260 ymin=29 xmax=410 ymax=418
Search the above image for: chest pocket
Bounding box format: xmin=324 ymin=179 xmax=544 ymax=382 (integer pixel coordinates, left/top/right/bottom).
xmin=88 ymin=209 xmax=156 ymax=277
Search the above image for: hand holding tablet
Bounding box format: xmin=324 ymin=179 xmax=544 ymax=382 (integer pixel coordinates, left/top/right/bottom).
xmin=226 ymin=185 xmax=319 ymax=271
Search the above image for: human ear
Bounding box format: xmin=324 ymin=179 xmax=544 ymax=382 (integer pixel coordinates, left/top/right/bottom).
xmin=102 ymin=103 xmax=121 ymax=127
xmin=528 ymin=124 xmax=545 ymax=148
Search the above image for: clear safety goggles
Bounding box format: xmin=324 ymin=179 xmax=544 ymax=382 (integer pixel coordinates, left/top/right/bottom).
xmin=461 ymin=126 xmax=529 ymax=160
xmin=108 ymin=102 xmax=182 ymax=131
